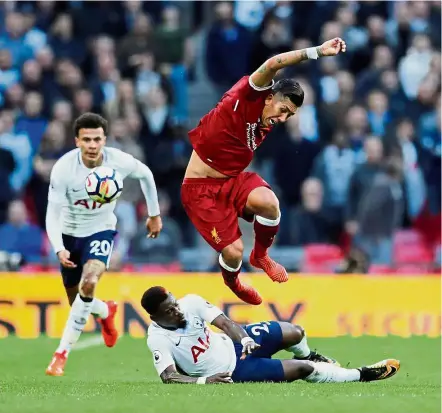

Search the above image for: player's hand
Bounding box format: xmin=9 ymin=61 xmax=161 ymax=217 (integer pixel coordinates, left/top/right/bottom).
xmin=206 ymin=372 xmax=233 ymax=384
xmin=240 ymin=337 xmax=261 ymax=360
xmin=320 ymin=37 xmax=346 ymax=56
xmin=57 ymin=249 xmax=77 ymax=268
xmin=146 ymin=215 xmax=163 ymax=239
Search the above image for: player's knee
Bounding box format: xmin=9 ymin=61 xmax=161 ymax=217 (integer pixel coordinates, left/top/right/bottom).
xmin=79 ymin=263 xmax=102 ymax=297
xmin=79 ymin=278 xmax=97 ymax=297
xmin=280 ymin=322 xmax=304 ymax=346
xmin=290 ymin=324 xmax=305 ymax=344
xmin=248 ymin=188 xmax=280 ymax=219
xmin=222 ymin=241 xmax=244 ymax=267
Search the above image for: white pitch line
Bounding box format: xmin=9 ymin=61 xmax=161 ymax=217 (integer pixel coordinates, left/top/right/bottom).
xmin=73 ymin=336 xmax=104 ymax=351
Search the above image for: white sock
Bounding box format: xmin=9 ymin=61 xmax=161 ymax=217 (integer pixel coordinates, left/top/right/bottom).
xmin=304 ymin=361 xmax=361 ymax=383
xmin=56 ymin=294 xmax=94 ymax=355
xmin=287 ymin=335 xmax=311 ymax=358
xmin=91 ymin=298 xmax=109 ymax=319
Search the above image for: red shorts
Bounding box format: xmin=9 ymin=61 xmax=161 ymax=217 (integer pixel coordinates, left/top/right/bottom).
xmin=181 ymin=172 xmax=271 ymax=252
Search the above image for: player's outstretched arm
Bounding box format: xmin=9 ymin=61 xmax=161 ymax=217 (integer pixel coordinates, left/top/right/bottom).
xmin=128 ymin=159 xmax=162 ymax=238
xmin=46 ymin=163 xmax=76 ymax=268
xmin=250 ymin=37 xmax=347 ymax=88
xmin=160 ymin=365 xmax=233 ymax=384
xmin=212 ymin=314 xmax=260 ymax=359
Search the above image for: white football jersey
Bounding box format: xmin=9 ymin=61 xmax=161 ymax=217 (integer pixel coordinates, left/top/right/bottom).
xmin=48 ymin=147 xmax=143 ymax=237
xmin=147 ymin=295 xmax=237 ymax=378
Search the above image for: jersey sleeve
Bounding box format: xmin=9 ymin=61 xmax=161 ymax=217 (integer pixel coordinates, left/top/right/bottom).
xmin=48 ymin=161 xmax=67 ymax=204
xmin=147 ymin=334 xmax=175 ymax=376
xmin=229 ymin=76 xmax=275 ymax=101
xmin=185 ymin=294 xmax=223 ymax=324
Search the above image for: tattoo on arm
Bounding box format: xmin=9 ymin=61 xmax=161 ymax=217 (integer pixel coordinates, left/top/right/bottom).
xmin=258 ymin=64 xmax=267 ymax=74
xmin=316 ymin=46 xmax=324 ymax=58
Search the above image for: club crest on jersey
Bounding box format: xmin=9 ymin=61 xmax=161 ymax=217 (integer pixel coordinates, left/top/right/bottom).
xmin=246 ymin=122 xmax=258 ymax=151
xmin=193 ymin=317 xmax=204 ymax=329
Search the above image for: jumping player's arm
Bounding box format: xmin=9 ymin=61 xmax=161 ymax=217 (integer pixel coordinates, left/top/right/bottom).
xmin=147 ymin=336 xmax=232 ymax=385
xmin=250 ymin=37 xmax=347 ymax=88
xmin=186 ymin=295 xmax=260 ymax=359
xmin=46 ymin=161 xmax=76 ymax=268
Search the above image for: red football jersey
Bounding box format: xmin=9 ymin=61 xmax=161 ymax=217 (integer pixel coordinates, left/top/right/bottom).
xmin=188 ymin=76 xmax=274 ymax=177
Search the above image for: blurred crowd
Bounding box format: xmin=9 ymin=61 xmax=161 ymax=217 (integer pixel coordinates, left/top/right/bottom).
xmin=0 ymin=1 xmax=440 ymax=272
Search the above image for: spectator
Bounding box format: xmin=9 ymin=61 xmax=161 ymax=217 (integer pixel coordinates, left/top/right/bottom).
xmin=345 ymin=136 xmax=384 ymax=236
xmin=318 ymin=70 xmax=355 ymax=139
xmin=389 ymin=119 xmax=426 ymax=219
xmin=0 ymin=199 xmax=43 ymax=262
xmin=89 ymin=54 xmax=120 ymax=109
xmin=49 ymin=13 xmax=86 ymax=65
xmin=0 ymin=144 xmax=15 ymax=224
xmin=345 ymin=105 xmax=370 ymax=162
xmin=3 ymin=82 xmax=24 ymax=114
xmin=0 ymin=49 xmax=20 ymax=99
xmin=0 ymin=12 xmax=34 ymax=68
xmin=366 ymin=89 xmax=391 ymax=136
xmin=248 ymin=13 xmax=291 ymax=75
xmin=355 ymin=45 xmax=394 ymax=99
xmin=313 ymin=130 xmax=356 ymax=243
xmin=139 ymin=85 xmax=174 ymax=169
xmin=289 ymin=178 xmax=332 ymax=246
xmin=14 ymin=91 xmax=48 ymax=153
xmin=130 ymin=190 xmax=182 ymax=265
xmin=30 ymin=120 xmax=67 ymax=227
xmin=379 ymin=69 xmax=408 ymax=120
xmin=398 ymin=33 xmax=433 ymax=100
xmin=206 ymin=1 xmax=251 ymax=98
xmin=273 ymin=115 xmax=320 ymax=216
xmin=0 ymin=109 xmax=32 ymax=192
xmin=117 ymin=13 xmax=154 ymax=77
xmin=153 ymin=5 xmax=194 ymax=122
xmin=353 ymin=157 xmax=404 ymax=265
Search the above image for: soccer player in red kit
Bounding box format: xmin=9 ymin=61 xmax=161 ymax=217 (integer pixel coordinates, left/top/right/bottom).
xmin=182 ymin=37 xmax=347 ymax=305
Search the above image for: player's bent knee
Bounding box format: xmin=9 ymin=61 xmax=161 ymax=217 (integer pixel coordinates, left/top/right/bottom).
xmin=280 ymin=322 xmax=304 ymax=346
xmin=281 ymin=360 xmax=314 ymax=382
xmin=247 ymin=188 xmax=280 ymax=219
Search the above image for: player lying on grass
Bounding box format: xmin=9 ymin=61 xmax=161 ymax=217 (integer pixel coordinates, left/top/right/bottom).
xmin=142 ymin=287 xmax=400 ymax=384
xmin=182 ymin=37 xmax=347 ymax=305
xmin=45 ymin=113 xmax=162 ymax=376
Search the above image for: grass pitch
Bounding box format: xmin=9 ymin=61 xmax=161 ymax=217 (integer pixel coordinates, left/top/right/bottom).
xmin=0 ymin=336 xmax=440 ymax=413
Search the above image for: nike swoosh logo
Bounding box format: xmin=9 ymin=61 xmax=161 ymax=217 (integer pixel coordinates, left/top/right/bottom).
xmin=72 ymin=188 xmax=83 ymax=192
xmin=175 ymin=338 xmax=181 ymax=346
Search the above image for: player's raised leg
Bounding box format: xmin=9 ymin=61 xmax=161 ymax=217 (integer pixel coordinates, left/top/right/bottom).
xmin=245 ymin=187 xmax=288 ymax=283
xmin=219 ymin=239 xmax=262 ymax=305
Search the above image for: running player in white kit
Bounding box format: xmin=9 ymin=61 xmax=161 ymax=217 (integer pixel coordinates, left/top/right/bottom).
xmin=143 ymin=287 xmax=400 ymax=384
xmin=46 ymin=113 xmax=162 ymax=376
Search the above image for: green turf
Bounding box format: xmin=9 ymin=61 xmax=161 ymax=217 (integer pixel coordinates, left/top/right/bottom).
xmin=0 ymin=336 xmax=440 ymax=413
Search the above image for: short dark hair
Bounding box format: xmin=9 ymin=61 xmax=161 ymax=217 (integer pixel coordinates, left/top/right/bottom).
xmin=272 ymin=79 xmax=304 ymax=107
xmin=73 ymin=112 xmax=108 ymax=137
xmin=141 ymin=286 xmax=169 ymax=315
